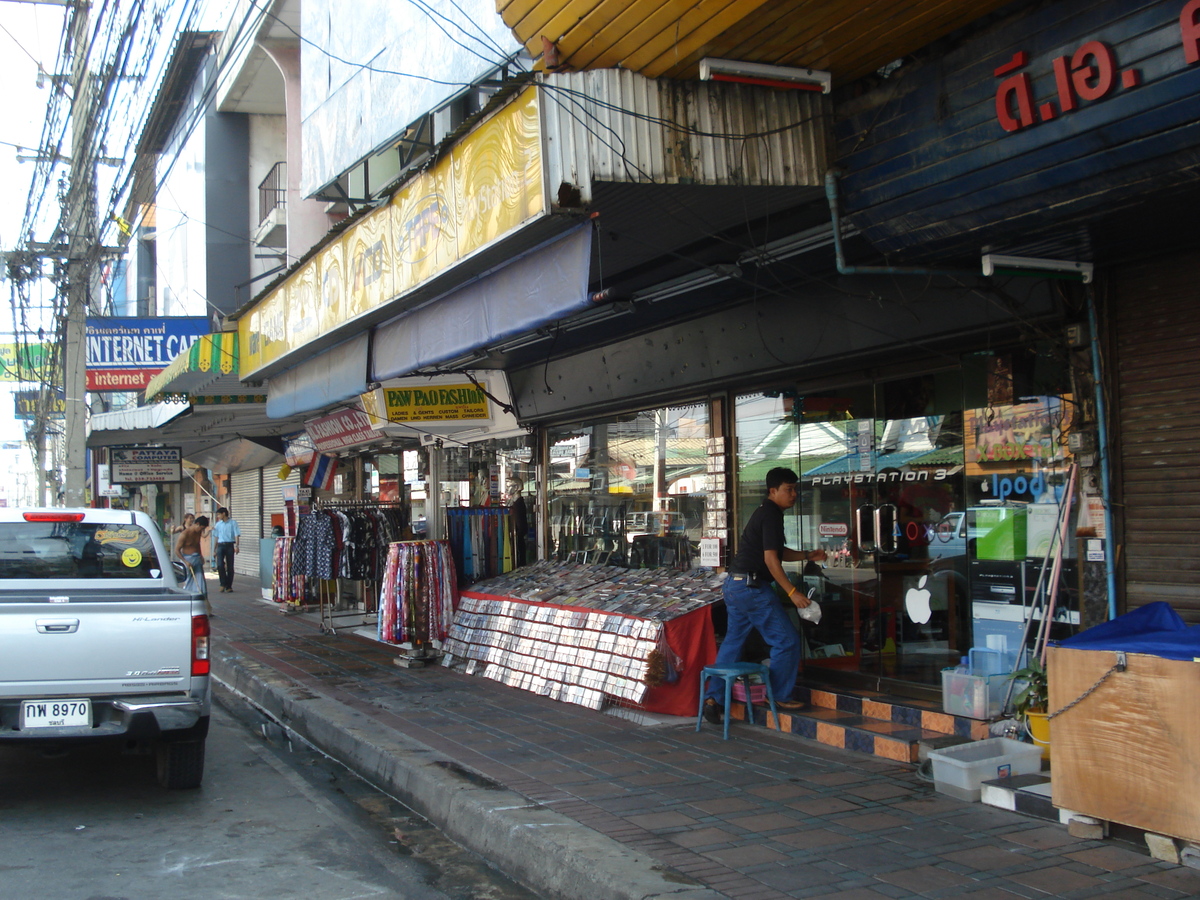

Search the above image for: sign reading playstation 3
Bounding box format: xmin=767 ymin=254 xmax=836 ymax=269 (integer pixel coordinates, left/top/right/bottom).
xmin=86 ymin=317 xmax=210 ymax=392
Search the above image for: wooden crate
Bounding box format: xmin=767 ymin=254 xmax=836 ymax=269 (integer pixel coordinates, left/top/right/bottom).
xmin=1048 ymin=646 xmax=1200 ymax=843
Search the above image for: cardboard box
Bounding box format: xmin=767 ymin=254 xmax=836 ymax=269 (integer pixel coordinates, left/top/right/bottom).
xmin=1049 ymin=646 xmax=1200 ymax=844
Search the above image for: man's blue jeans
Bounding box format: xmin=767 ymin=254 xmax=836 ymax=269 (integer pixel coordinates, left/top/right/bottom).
xmin=705 ymin=577 xmax=801 ymax=704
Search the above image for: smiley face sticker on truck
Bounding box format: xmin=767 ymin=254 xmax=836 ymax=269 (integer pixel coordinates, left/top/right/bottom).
xmin=121 ymin=547 xmax=143 ymax=568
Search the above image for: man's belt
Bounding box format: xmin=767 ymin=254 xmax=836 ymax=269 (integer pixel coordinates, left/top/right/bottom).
xmin=727 ymin=569 xmax=765 ymax=585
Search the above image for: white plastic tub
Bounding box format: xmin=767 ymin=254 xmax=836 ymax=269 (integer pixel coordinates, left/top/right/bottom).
xmin=927 ymin=737 xmax=1042 ymax=802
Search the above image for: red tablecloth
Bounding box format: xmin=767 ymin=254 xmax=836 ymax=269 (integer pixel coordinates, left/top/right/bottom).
xmin=636 ymin=605 xmax=716 ymax=716
xmin=458 ymin=591 xmax=717 ymax=717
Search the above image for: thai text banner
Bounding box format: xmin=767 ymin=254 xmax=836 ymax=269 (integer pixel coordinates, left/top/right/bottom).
xmin=240 ymin=87 xmax=544 ymax=377
xmin=14 ymin=390 xmax=65 ymax=420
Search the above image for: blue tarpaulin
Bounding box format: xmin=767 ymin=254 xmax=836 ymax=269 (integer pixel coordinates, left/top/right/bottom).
xmin=1052 ymin=601 xmax=1200 ymax=661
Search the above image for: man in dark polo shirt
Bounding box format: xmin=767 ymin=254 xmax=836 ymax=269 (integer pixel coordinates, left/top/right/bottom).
xmin=703 ymin=466 xmax=826 ymax=723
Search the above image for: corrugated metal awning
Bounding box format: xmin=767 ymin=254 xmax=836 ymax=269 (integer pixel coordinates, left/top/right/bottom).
xmin=88 ymin=402 xmax=191 ymax=443
xmin=143 ymin=332 xmax=243 ymax=402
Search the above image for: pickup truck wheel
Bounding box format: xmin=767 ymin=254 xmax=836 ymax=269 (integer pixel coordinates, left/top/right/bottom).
xmin=156 ymin=739 xmax=206 ymax=789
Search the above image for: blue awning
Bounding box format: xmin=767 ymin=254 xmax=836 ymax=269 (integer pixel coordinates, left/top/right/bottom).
xmin=266 ymin=332 xmax=369 ymax=419
xmin=371 ymin=224 xmax=592 ymax=382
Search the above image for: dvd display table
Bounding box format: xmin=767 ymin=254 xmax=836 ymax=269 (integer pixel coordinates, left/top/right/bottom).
xmin=442 ymin=561 xmax=721 ymax=715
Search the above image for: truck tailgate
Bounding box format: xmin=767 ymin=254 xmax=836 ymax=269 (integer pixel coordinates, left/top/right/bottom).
xmin=0 ymin=595 xmax=195 ymax=696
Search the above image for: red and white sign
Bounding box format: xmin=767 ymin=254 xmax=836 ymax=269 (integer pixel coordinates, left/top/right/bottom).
xmin=818 ymin=522 xmax=849 ymax=537
xmin=995 ymin=2 xmax=1200 ymax=133
xmin=305 ymin=408 xmax=377 ymax=453
xmin=87 ymin=369 xmax=161 ymax=391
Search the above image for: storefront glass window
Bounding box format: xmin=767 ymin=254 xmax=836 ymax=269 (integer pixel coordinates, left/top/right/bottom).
xmin=732 ymin=352 xmax=1079 ymax=693
xmin=546 ymin=403 xmax=710 ymax=568
xmin=439 ymin=436 xmax=537 ymax=575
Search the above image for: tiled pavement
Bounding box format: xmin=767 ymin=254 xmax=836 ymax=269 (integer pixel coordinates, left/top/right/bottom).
xmin=207 ymin=576 xmax=1200 ymax=899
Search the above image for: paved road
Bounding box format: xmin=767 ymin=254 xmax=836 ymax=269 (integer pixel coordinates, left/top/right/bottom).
xmin=0 ymin=698 xmax=538 ymax=900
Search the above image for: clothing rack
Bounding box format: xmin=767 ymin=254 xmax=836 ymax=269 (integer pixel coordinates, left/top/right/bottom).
xmin=446 ymin=507 xmax=515 ymax=585
xmin=378 ymin=540 xmax=458 ymax=664
xmin=285 ymin=500 xmax=409 ymax=634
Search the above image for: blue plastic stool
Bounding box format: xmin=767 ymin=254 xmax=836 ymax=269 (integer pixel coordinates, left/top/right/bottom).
xmin=696 ymin=662 xmax=780 ymax=740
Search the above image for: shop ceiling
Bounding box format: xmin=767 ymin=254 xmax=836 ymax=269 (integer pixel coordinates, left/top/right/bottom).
xmin=498 ymin=0 xmax=1016 ymax=83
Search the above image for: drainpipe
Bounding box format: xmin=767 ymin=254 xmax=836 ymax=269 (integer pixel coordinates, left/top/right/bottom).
xmin=824 ymin=170 xmax=979 ymax=279
xmin=1086 ymin=286 xmax=1119 ymax=620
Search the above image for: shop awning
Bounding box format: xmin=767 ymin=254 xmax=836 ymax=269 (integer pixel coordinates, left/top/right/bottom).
xmin=143 ymin=331 xmax=242 ymax=402
xmin=266 ymin=332 xmax=370 ymax=419
xmin=88 ymin=402 xmax=191 ymax=444
xmin=87 ymin=397 xmax=309 ymax=474
xmin=183 ymin=435 xmax=285 ymax=474
xmin=371 ymin=224 xmax=592 ymax=381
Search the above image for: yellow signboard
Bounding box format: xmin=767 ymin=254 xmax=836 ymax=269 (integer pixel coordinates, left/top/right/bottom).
xmin=240 ymin=87 xmax=544 ymax=377
xmin=0 ymin=343 xmax=53 ymax=382
xmin=373 ymin=382 xmax=491 ymax=423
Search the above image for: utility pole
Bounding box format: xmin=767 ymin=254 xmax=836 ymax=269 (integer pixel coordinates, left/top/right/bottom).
xmin=61 ymin=4 xmax=93 ymax=507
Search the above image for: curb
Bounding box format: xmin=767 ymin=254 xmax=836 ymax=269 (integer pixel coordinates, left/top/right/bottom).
xmin=212 ymin=647 xmax=726 ymax=900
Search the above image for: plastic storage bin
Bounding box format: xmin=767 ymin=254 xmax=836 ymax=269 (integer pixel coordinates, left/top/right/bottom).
xmin=942 ymin=668 xmax=1007 ymax=719
xmin=927 ymin=737 xmax=1042 ymax=802
xmin=968 ymin=645 xmax=1025 ymax=676
xmin=731 ymin=682 xmax=767 ymax=703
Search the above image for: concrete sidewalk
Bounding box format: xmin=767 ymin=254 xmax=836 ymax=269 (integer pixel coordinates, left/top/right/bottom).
xmin=206 ymin=574 xmax=1200 ymax=900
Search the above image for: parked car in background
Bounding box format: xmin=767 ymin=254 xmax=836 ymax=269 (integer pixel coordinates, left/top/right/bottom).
xmin=0 ymin=508 xmax=211 ymax=788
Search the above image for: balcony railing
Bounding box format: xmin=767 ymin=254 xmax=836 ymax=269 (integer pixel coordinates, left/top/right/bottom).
xmin=258 ymin=161 xmax=286 ymax=225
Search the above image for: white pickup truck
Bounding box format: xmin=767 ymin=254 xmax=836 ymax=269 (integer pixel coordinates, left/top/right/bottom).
xmin=0 ymin=508 xmax=211 ymax=788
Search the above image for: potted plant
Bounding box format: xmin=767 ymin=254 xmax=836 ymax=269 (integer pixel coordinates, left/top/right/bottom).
xmin=1010 ymin=656 xmax=1051 ymax=760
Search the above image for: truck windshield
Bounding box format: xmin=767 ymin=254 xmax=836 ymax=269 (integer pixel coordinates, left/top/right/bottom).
xmin=0 ymin=522 xmax=164 ymax=580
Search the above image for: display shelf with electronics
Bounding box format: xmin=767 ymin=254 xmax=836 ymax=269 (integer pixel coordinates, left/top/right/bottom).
xmin=442 ymin=561 xmax=723 ymax=711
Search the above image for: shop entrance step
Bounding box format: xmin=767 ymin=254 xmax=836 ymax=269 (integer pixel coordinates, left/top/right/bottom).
xmin=728 ymin=684 xmax=991 ymax=763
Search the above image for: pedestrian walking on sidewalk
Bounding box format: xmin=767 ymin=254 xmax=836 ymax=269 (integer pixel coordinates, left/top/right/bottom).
xmin=174 ymin=515 xmax=212 ymax=614
xmin=212 ymin=507 xmax=241 ymax=593
xmin=704 ymin=466 xmax=825 ymax=725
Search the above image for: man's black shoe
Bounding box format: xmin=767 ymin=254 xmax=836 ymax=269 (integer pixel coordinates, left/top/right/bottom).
xmin=703 ymin=698 xmax=723 ymax=725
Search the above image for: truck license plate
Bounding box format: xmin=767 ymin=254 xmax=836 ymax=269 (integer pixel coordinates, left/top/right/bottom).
xmin=21 ymin=699 xmax=91 ymax=728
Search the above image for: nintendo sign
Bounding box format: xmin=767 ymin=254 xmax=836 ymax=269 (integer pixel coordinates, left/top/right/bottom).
xmin=818 ymin=523 xmax=849 ymax=537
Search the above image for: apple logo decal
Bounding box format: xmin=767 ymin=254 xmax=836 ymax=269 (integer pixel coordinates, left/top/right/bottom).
xmin=906 ymin=575 xmax=932 ymax=624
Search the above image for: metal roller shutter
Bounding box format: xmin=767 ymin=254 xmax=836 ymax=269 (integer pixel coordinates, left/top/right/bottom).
xmin=228 ymin=470 xmax=261 ymax=578
xmin=263 ymin=466 xmax=302 ymax=537
xmin=1113 ymin=253 xmax=1200 ymax=624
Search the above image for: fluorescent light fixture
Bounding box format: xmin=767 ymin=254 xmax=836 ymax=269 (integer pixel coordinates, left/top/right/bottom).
xmin=699 ymin=57 xmax=832 ymax=94
xmin=982 ymin=254 xmax=1094 ymax=283
xmin=736 ymin=221 xmax=855 ymax=267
